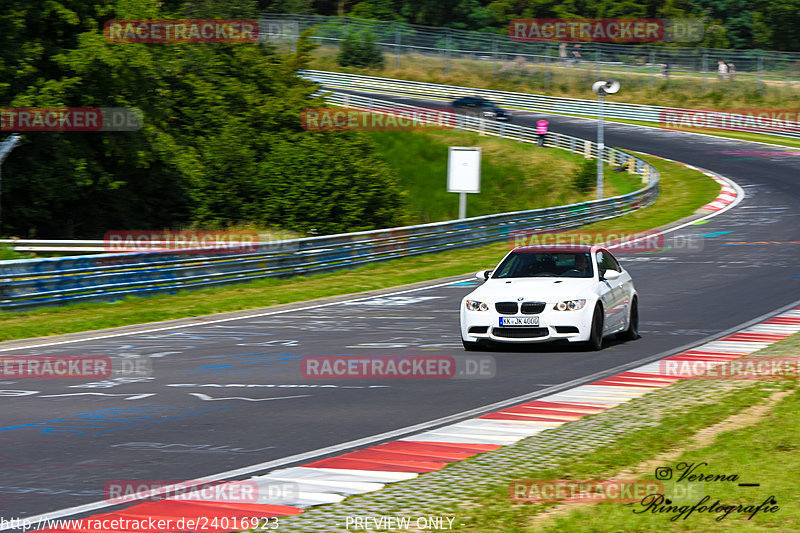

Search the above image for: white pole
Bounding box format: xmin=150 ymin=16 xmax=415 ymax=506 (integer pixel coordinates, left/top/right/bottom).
xmin=459 ymin=192 xmax=467 ymax=219
xmin=0 ymin=134 xmax=22 ymax=236
xmin=596 ymin=93 xmax=604 ymax=200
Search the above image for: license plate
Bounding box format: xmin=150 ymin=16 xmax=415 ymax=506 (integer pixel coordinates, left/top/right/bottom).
xmin=500 ymin=317 xmax=539 ymax=326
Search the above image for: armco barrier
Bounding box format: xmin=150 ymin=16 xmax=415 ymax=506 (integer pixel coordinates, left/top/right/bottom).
xmin=302 ymin=69 xmax=800 ymax=140
xmin=0 ymin=91 xmax=658 ymax=311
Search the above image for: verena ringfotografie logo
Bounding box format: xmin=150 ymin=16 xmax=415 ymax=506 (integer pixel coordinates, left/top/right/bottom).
xmin=103 ymin=20 xmax=258 ymax=43
xmin=511 ymin=479 xmax=664 ymax=503
xmin=510 ymin=19 xmax=703 ymax=43
xmin=661 ymin=109 xmax=800 ymax=136
xmin=301 ymin=107 xmax=456 ymax=131
xmin=1 ymin=108 xmax=142 ymax=132
xmin=103 ymin=480 xmax=270 ymax=504
xmin=104 ymin=230 xmax=260 ymax=254
xmin=302 ymin=355 xmax=495 ymax=379
xmin=509 ymin=229 xmax=703 ymax=253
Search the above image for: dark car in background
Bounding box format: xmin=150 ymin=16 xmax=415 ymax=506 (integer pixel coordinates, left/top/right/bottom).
xmin=451 ymin=96 xmax=512 ymax=122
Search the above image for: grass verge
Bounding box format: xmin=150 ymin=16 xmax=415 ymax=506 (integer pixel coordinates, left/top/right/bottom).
xmin=451 ymin=332 xmax=800 ymax=532
xmin=0 ymin=156 xmax=718 ymax=341
xmin=369 ymin=129 xmax=641 ymax=224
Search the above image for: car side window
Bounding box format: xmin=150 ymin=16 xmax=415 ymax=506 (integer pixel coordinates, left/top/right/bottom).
xmin=596 ymin=252 xmax=612 ymax=276
xmin=493 ymin=254 xmax=520 ymax=278
xmin=606 ymin=252 xmax=621 ymax=272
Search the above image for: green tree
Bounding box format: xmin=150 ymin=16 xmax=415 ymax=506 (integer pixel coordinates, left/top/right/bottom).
xmin=337 ymin=31 xmax=384 ymax=67
xmin=752 ymin=0 xmax=800 ymax=50
xmin=687 ymin=0 xmax=754 ymax=48
xmin=1 ymin=0 xmax=403 ymax=237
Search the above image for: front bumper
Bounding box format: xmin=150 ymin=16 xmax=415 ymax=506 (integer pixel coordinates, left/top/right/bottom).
xmin=460 ymin=304 xmax=593 ymax=343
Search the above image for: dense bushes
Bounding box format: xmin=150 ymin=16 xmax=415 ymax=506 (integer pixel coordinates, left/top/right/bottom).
xmin=571 ymin=158 xmax=597 ymax=193
xmin=337 ymin=31 xmax=384 ymax=68
xmin=0 ymin=0 xmax=402 ymax=238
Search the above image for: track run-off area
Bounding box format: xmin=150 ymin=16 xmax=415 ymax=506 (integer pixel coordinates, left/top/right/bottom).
xmin=1 ymin=87 xmax=799 ymax=526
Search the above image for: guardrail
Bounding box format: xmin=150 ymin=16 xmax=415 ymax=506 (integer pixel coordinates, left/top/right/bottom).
xmin=0 ymin=90 xmax=658 ymax=311
xmin=302 ymin=69 xmax=800 ymax=140
xmin=0 ymin=239 xmax=286 ymax=253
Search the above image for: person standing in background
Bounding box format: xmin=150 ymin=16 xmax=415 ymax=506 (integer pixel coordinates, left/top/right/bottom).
xmin=572 ymin=44 xmax=582 ymax=65
xmin=536 ymin=119 xmax=549 ymax=146
xmin=718 ymin=60 xmax=728 ymax=80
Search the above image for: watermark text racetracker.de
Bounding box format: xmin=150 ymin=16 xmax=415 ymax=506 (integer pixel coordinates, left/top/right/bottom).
xmin=0 ymin=356 xmax=151 ymax=380
xmin=103 ymin=479 xmax=297 ymax=504
xmin=303 ymin=355 xmax=495 ymax=379
xmin=103 ymin=19 xmax=258 ymax=43
xmin=1 ymin=108 xmax=142 ymax=132
xmin=509 ymin=228 xmax=703 ymax=253
xmin=103 ymin=230 xmax=278 ymax=254
xmin=660 ymin=356 xmax=800 ymax=380
xmin=301 ymin=106 xmax=456 ymax=131
xmin=511 ymin=479 xmax=664 ymax=503
xmin=660 ymin=108 xmax=800 ymax=136
xmin=510 ymin=18 xmax=703 ymax=43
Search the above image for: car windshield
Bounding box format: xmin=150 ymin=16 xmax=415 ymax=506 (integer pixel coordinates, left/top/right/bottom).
xmin=479 ymin=99 xmax=497 ymax=107
xmin=492 ymin=252 xmax=594 ymax=278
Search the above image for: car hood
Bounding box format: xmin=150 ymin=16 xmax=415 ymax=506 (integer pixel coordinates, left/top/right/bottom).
xmin=466 ymin=277 xmax=597 ymax=303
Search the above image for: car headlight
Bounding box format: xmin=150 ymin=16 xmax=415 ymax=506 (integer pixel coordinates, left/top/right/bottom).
xmin=465 ymin=300 xmax=489 ymax=311
xmin=554 ymin=299 xmax=587 ymax=311
xmin=482 ymin=111 xmax=496 ymax=117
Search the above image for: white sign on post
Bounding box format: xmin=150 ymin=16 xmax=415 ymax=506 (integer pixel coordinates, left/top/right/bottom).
xmin=447 ymin=147 xmax=481 ymax=219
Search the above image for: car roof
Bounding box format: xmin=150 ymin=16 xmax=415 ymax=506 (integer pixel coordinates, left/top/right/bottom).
xmin=511 ymin=244 xmax=604 ymax=254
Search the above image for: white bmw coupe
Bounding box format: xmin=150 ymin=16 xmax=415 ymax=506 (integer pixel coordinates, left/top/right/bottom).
xmin=460 ymin=245 xmax=638 ymax=351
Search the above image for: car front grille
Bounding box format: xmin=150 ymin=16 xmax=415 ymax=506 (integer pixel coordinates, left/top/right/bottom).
xmin=495 ymin=302 xmax=518 ymax=314
xmin=521 ymin=302 xmax=546 ymax=314
xmin=492 ymin=327 xmax=549 ymax=338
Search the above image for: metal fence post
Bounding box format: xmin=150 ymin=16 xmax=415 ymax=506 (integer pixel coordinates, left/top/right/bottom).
xmin=596 ymin=46 xmax=601 ymax=78
xmin=545 ymin=44 xmax=551 ymax=88
xmin=445 ymin=32 xmax=451 ymax=75
xmin=702 ymin=50 xmax=708 ymax=91
xmin=493 ymin=37 xmax=499 ymax=73
xmin=786 ymin=58 xmax=792 ymax=89
xmin=649 ymin=49 xmax=655 ymax=87
xmin=394 ymin=28 xmax=400 ymax=69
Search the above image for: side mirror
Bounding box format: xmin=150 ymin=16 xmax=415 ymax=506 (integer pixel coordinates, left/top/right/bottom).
xmin=602 ymin=269 xmax=621 ymax=281
xmin=475 ymin=270 xmax=493 ymax=280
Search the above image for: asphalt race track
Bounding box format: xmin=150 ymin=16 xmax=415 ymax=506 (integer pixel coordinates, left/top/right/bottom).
xmin=1 ymin=89 xmax=799 ymax=520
